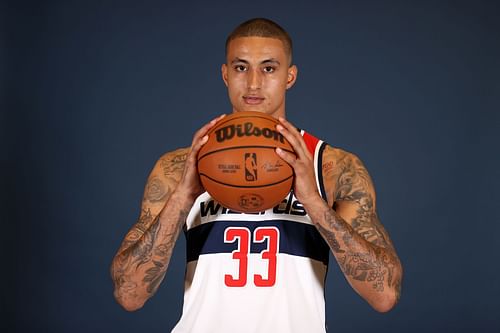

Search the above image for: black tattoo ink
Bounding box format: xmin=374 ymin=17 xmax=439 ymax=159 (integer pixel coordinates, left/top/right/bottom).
xmin=315 ymin=223 xmax=345 ymax=254
xmin=161 ymin=152 xmax=187 ymax=177
xmin=145 ymin=176 xmax=168 ymax=203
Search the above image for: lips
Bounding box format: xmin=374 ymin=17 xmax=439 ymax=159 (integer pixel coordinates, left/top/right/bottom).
xmin=243 ymin=96 xmax=265 ymax=105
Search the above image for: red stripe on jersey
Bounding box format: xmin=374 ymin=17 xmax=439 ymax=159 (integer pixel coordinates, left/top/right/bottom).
xmin=302 ymin=131 xmax=320 ymax=156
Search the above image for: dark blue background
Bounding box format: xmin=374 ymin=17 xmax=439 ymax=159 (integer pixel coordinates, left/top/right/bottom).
xmin=4 ymin=0 xmax=500 ymax=332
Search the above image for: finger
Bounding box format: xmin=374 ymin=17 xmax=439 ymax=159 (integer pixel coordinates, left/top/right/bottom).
xmin=276 ymin=123 xmax=310 ymax=161
xmin=188 ymin=114 xmax=226 ymax=161
xmin=191 ymin=134 xmax=209 ymax=155
xmin=278 ymin=117 xmax=310 ymax=157
xmin=192 ymin=114 xmax=226 ymax=146
xmin=276 ymin=147 xmax=297 ymax=167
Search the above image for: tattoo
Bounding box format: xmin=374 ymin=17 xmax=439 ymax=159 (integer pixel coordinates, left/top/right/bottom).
xmin=131 ymin=217 xmax=161 ymax=268
xmin=112 ymin=271 xmax=139 ymax=303
xmin=394 ymin=278 xmax=402 ymax=303
xmin=161 ymin=152 xmax=187 ymax=177
xmin=144 ymin=260 xmax=165 ymax=294
xmin=318 ymin=210 xmax=400 ymax=293
xmin=322 ymin=160 xmax=334 ymax=173
xmin=112 ymin=151 xmax=191 ymax=305
xmin=145 ymin=176 xmax=169 ymax=203
xmin=339 ymin=251 xmax=386 ymax=291
xmin=335 ymin=153 xmax=392 ymax=249
xmin=352 ymin=201 xmax=389 ymax=248
xmin=112 ymin=206 xmax=189 ymax=304
xmin=315 ymin=223 xmax=345 ymax=253
xmin=316 ymin=149 xmax=401 ymax=297
xmin=141 ymin=208 xmax=189 ymax=295
xmin=117 ymin=208 xmax=155 ymax=254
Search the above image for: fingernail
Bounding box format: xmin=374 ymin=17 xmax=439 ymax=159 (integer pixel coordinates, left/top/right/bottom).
xmin=276 ymin=147 xmax=283 ymax=154
xmin=276 ymin=124 xmax=283 ymax=131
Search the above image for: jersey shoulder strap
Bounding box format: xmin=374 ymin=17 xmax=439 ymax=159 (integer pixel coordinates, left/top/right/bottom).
xmin=300 ymin=130 xmax=329 ymax=201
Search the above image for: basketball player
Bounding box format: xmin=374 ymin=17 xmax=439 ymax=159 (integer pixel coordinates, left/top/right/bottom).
xmin=111 ymin=18 xmax=403 ymax=332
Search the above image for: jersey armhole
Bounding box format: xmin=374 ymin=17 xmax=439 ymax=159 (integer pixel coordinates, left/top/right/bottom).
xmin=300 ymin=130 xmax=329 ymax=202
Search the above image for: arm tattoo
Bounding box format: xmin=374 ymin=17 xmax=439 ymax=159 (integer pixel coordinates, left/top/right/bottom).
xmin=315 ymin=223 xmax=345 ymax=253
xmin=318 ymin=210 xmax=399 ymax=292
xmin=112 ymin=150 xmax=191 ymax=304
xmin=144 ymin=176 xmax=169 ymax=203
xmin=335 ymin=154 xmax=393 ymax=249
xmin=141 ymin=208 xmax=189 ymax=295
xmin=117 ymin=208 xmax=155 ymax=254
xmin=314 ymin=151 xmax=401 ymax=294
xmin=161 ymin=152 xmax=187 ymax=177
xmin=144 ymin=260 xmax=165 ymax=294
xmin=113 ymin=207 xmax=189 ymax=301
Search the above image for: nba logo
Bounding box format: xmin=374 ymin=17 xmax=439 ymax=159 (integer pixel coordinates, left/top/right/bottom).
xmin=244 ymin=153 xmax=257 ymax=181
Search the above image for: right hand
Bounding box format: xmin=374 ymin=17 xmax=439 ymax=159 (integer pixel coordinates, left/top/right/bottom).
xmin=174 ymin=114 xmax=226 ymax=201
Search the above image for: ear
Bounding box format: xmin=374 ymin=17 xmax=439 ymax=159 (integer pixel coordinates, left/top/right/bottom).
xmin=286 ymin=65 xmax=298 ymax=90
xmin=221 ymin=64 xmax=228 ymax=87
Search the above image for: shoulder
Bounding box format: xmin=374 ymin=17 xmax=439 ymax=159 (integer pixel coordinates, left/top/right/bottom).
xmin=157 ymin=147 xmax=190 ymax=177
xmin=148 ymin=147 xmax=190 ymax=188
xmin=141 ymin=147 xmax=189 ymax=205
xmin=321 ymin=145 xmax=375 ymax=205
xmin=322 ymin=145 xmax=366 ymax=176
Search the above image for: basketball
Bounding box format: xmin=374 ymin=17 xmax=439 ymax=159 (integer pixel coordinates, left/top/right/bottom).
xmin=197 ymin=111 xmax=295 ymax=213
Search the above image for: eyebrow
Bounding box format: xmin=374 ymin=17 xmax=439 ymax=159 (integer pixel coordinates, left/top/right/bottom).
xmin=231 ymin=58 xmax=281 ymax=66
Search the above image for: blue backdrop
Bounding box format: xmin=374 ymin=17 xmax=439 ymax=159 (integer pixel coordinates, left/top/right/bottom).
xmin=4 ymin=0 xmax=500 ymax=332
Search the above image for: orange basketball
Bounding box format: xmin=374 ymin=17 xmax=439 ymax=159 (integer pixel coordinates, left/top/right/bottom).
xmin=197 ymin=111 xmax=295 ymax=213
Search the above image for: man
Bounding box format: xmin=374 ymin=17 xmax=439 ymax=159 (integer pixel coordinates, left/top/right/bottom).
xmin=111 ymin=18 xmax=402 ymax=332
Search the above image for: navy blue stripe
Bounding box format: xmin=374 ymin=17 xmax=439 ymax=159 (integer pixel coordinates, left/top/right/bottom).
xmin=185 ymin=220 xmax=330 ymax=265
xmin=317 ymin=141 xmax=328 ymax=201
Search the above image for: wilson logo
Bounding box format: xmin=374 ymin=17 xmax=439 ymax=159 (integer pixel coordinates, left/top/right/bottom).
xmin=215 ymin=122 xmax=285 ymax=143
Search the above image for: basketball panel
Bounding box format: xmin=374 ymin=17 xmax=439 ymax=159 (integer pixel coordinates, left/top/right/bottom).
xmin=198 ymin=147 xmax=293 ymax=187
xmin=200 ymin=175 xmax=293 ymax=213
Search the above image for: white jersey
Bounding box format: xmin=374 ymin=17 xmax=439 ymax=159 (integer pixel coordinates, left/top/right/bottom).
xmin=171 ymin=131 xmax=330 ymax=333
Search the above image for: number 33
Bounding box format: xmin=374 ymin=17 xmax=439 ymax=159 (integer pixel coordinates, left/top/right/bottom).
xmin=224 ymin=226 xmax=279 ymax=287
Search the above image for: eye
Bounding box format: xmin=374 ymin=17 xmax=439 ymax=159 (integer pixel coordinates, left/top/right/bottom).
xmin=234 ymin=65 xmax=247 ymax=72
xmin=263 ymin=66 xmax=275 ymax=73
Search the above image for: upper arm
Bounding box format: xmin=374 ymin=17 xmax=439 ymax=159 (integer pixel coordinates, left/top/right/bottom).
xmin=117 ymin=148 xmax=188 ymax=254
xmin=323 ymin=147 xmax=395 ymax=250
xmin=141 ymin=148 xmax=188 ymax=212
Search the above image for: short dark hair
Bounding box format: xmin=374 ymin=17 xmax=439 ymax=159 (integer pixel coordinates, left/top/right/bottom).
xmin=225 ymin=18 xmax=293 ymax=65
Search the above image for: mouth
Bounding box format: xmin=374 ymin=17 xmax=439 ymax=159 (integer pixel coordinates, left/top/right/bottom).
xmin=243 ymin=96 xmax=265 ymax=105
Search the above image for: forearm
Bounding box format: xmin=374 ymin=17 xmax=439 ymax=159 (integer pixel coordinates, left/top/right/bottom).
xmin=111 ymin=191 xmax=192 ymax=311
xmin=303 ymin=197 xmax=402 ymax=312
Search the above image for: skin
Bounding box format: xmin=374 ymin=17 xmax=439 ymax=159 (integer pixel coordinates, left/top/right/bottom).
xmin=110 ymin=36 xmax=402 ymax=313
xmin=221 ymin=37 xmax=297 ymax=118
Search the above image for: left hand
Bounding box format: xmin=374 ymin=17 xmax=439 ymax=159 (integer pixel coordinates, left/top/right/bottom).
xmin=275 ymin=117 xmax=322 ymax=206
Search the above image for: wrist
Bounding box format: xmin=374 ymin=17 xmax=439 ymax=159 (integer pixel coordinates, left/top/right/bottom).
xmin=170 ymin=186 xmax=199 ymax=207
xmin=300 ymin=193 xmax=329 ymax=213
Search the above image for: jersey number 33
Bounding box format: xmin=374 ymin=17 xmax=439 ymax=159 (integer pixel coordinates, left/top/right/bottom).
xmin=224 ymin=226 xmax=280 ymax=287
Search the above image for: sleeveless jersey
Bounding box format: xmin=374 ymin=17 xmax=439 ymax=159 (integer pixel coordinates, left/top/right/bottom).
xmin=171 ymin=131 xmax=330 ymax=333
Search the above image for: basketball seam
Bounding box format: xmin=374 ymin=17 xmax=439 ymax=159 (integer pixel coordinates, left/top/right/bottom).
xmin=197 ymin=145 xmax=295 ymax=161
xmin=199 ymin=173 xmax=294 ymax=189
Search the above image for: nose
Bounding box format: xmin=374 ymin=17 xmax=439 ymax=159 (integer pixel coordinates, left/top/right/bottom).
xmin=247 ymin=68 xmax=262 ymax=90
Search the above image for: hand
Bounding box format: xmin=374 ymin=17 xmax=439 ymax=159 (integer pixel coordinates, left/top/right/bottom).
xmin=174 ymin=114 xmax=226 ymax=201
xmin=275 ymin=117 xmax=322 ymax=206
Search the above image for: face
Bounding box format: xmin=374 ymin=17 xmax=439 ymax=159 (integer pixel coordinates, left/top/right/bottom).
xmin=221 ymin=37 xmax=297 ymax=118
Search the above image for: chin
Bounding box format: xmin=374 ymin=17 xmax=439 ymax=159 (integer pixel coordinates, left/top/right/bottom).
xmin=235 ymin=107 xmax=263 ymax=113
